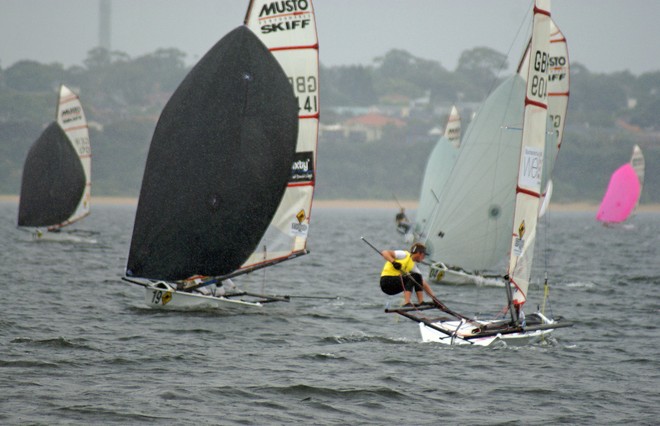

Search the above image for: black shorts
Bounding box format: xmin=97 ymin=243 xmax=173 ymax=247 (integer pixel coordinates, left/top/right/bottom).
xmin=380 ymin=273 xmax=423 ymax=295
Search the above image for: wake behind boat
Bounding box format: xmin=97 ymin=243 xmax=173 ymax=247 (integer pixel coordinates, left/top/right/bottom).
xmin=123 ymin=0 xmax=319 ymax=311
xmin=387 ymin=0 xmax=572 ymax=346
xmin=17 ymin=85 xmax=95 ymax=243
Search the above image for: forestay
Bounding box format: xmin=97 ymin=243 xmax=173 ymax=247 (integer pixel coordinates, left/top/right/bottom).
xmin=244 ymin=0 xmax=320 ymax=270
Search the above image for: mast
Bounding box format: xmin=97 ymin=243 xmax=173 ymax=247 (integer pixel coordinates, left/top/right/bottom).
xmin=507 ymin=0 xmax=552 ymax=312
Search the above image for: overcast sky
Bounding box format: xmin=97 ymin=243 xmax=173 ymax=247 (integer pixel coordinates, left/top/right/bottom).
xmin=1 ymin=0 xmax=658 ymax=75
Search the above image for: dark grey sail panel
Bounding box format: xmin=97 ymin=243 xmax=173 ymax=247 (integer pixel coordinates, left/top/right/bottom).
xmin=18 ymin=122 xmax=86 ymax=227
xmin=127 ymin=26 xmax=299 ymax=281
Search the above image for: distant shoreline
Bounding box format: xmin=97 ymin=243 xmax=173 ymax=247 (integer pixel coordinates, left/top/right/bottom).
xmin=2 ymin=194 xmax=660 ymax=212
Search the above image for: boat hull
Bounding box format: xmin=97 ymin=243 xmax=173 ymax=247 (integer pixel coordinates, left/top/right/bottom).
xmin=418 ymin=313 xmax=556 ymax=346
xmin=143 ymin=282 xmax=263 ymax=311
xmin=428 ymin=262 xmax=504 ymax=287
xmin=26 ymin=229 xmax=97 ymax=244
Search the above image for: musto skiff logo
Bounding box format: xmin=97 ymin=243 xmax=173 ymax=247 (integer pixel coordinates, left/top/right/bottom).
xmin=61 ymin=106 xmax=83 ymax=124
xmin=290 ymin=209 xmax=309 ymax=237
xmin=258 ymin=0 xmax=312 ymax=34
xmin=548 ymin=55 xmax=568 ymax=82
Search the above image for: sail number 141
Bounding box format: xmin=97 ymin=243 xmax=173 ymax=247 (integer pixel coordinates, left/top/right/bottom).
xmin=289 ymin=75 xmax=318 ymax=114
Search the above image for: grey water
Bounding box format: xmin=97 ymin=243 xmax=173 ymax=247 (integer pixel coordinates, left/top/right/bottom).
xmin=1 ymin=201 xmax=658 ymax=425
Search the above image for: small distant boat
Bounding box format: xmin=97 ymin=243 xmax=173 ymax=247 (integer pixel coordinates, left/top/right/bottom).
xmin=387 ymin=0 xmax=572 ymax=346
xmin=596 ymin=145 xmax=645 ymax=225
xmin=123 ymin=0 xmax=319 ymax=310
xmin=17 ymin=85 xmax=94 ymax=243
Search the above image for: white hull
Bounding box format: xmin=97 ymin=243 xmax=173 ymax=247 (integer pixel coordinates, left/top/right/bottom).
xmin=28 ymin=229 xmax=97 ymax=244
xmin=428 ymin=262 xmax=504 ymax=287
xmin=143 ymin=282 xmax=263 ymax=311
xmin=418 ymin=313 xmax=556 ymax=346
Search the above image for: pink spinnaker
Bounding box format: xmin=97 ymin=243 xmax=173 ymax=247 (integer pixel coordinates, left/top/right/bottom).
xmin=596 ymin=164 xmax=641 ymax=223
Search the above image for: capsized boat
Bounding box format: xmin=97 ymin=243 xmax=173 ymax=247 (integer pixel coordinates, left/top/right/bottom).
xmin=595 ymin=145 xmax=644 ymax=225
xmin=388 ymin=0 xmax=572 ymax=346
xmin=17 ymin=85 xmax=94 ymax=243
xmin=424 ymin=13 xmax=569 ymax=286
xmin=123 ymin=0 xmax=319 ymax=310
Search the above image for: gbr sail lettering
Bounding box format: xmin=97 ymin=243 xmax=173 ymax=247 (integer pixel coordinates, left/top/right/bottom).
xmin=73 ymin=136 xmax=91 ymax=156
xmin=259 ymin=0 xmax=311 ymax=34
xmin=289 ymin=75 xmax=318 ymax=113
xmin=530 ymin=50 xmax=549 ymax=100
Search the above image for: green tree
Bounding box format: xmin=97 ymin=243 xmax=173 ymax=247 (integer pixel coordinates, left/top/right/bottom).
xmin=454 ymin=47 xmax=508 ymax=100
xmin=4 ymin=60 xmax=66 ymax=92
xmin=373 ymin=49 xmax=450 ymax=101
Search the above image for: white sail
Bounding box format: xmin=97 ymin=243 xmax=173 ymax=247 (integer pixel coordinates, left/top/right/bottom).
xmin=422 ymin=9 xmax=566 ymax=278
xmin=243 ymin=0 xmax=319 ymax=269
xmin=445 ymin=105 xmax=462 ymax=148
xmin=518 ymin=18 xmax=569 ymax=217
xmin=630 ymin=144 xmax=645 ymax=213
xmin=56 ymin=85 xmax=92 ymax=226
xmin=509 ymin=0 xmax=552 ymax=306
xmin=423 ymin=76 xmax=525 ymax=273
xmin=630 ymin=144 xmax=645 ymax=189
xmin=414 ymin=106 xmax=461 ymax=238
xmin=540 ymin=19 xmax=569 ymax=213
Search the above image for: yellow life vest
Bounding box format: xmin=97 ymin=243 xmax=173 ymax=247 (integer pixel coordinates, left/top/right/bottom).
xmin=381 ymin=251 xmax=414 ymax=277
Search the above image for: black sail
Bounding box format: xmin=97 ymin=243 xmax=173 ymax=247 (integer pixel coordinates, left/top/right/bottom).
xmin=126 ymin=26 xmax=299 ymax=281
xmin=18 ymin=122 xmax=86 ymax=227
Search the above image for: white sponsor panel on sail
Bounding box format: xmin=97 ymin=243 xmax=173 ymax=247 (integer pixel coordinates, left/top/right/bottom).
xmin=245 ymin=0 xmax=317 ymax=47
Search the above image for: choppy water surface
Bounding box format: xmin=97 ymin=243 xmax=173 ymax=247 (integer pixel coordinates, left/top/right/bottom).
xmin=1 ymin=202 xmax=658 ymax=425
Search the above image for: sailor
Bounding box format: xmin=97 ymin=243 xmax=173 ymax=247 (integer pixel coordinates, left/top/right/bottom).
xmin=395 ymin=207 xmax=412 ymax=234
xmin=379 ymin=242 xmax=436 ymax=306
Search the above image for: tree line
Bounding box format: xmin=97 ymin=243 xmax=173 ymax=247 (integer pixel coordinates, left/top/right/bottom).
xmin=0 ymin=46 xmax=658 ymax=202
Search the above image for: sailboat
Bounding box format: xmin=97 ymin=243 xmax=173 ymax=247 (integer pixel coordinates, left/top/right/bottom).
xmin=596 ymin=145 xmax=645 ymax=225
xmin=412 ymin=106 xmax=461 ymax=241
xmin=17 ymin=85 xmax=94 ymax=243
xmin=387 ymin=0 xmax=572 ymax=346
xmin=123 ymin=0 xmax=319 ymax=310
xmin=423 ymin=12 xmax=569 ymax=286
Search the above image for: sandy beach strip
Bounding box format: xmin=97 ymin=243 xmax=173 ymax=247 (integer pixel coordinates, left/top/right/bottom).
xmin=1 ymin=195 xmax=658 ymax=212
